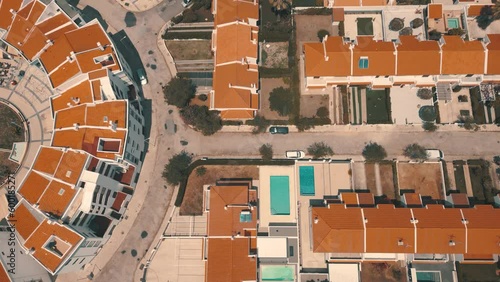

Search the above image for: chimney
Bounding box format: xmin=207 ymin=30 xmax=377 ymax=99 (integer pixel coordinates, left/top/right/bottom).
xmin=314 ymin=217 xmax=319 ymax=224
xmin=73 ymin=123 xmax=80 ymax=130
xmin=449 ymin=240 xmax=456 ymax=246
xmin=97 ymin=42 xmax=105 ymax=51
xmin=398 ymin=239 xmax=404 ymax=246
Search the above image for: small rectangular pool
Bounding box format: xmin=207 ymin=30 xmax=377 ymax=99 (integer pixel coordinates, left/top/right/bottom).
xmin=299 ymin=166 xmax=315 ymax=196
xmin=447 ymin=18 xmax=459 ymax=29
xmin=270 ymin=176 xmax=290 ymax=215
xmin=416 ymin=271 xmax=441 ymax=282
xmin=261 ymin=265 xmax=294 ymax=281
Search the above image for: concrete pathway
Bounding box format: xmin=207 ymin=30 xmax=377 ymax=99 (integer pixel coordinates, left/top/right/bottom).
xmin=360 ymin=88 xmax=367 ymax=124
xmin=463 ymin=163 xmax=474 ymax=197
xmin=446 ymin=161 xmax=457 ymax=190
xmin=374 ymin=163 xmax=383 ymax=196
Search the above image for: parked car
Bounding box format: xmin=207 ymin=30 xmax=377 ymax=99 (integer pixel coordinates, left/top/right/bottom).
xmin=182 ymin=0 xmax=192 ymax=7
xmin=285 ymin=150 xmax=305 ymax=159
xmin=137 ymin=68 xmax=147 ymax=85
xmin=269 ymin=126 xmax=289 ymax=134
xmin=426 ymin=149 xmax=443 ymax=160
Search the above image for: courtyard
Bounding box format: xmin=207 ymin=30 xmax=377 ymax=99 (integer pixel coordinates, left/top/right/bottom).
xmin=390 ymin=86 xmax=434 ymax=124
xmin=397 ymin=162 xmax=445 ymax=200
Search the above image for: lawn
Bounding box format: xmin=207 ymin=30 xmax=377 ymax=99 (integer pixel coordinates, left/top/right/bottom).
xmin=469 ymin=87 xmax=486 ymax=124
xmin=261 ymin=42 xmax=289 ymax=69
xmin=366 ymin=88 xmax=391 ymax=124
xmin=467 ymin=159 xmax=495 ymax=203
xmin=456 ymin=263 xmax=499 ymax=282
xmin=0 ymin=103 xmax=25 ymax=149
xmin=452 ymin=161 xmax=467 ymax=193
xmin=357 ymin=17 xmax=374 ymax=36
xmin=165 ymin=40 xmax=213 ymax=61
xmin=397 ymin=163 xmax=444 ymax=199
xmin=180 ymin=165 xmax=260 ymax=215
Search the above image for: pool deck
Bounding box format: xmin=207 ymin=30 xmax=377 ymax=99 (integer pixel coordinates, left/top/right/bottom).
xmin=259 ymin=166 xmax=298 ymax=229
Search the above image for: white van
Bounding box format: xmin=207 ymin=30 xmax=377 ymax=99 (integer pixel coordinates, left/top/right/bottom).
xmin=137 ymin=69 xmax=147 ymax=85
xmin=426 ymin=149 xmax=443 ymax=160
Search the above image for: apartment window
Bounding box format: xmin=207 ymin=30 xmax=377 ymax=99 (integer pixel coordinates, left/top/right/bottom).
xmin=104 ymin=190 xmax=112 ymax=205
xmin=104 ymin=166 xmax=111 ymax=177
xmin=72 ymin=259 xmax=78 ymax=265
xmin=79 ymin=182 xmax=86 ymax=188
xmin=423 ymin=75 xmax=430 ymax=77
xmin=466 ymin=74 xmax=473 ymax=77
xmin=101 ymin=208 xmax=106 ymax=215
xmin=113 ymin=192 xmax=117 ymax=198
xmin=358 ymin=57 xmax=369 ymax=69
xmin=79 ymin=213 xmax=89 ymax=226
xmin=79 ymin=258 xmax=85 ymax=264
xmin=99 ymin=188 xmax=106 ymax=205
xmin=72 ymin=211 xmax=83 ymax=225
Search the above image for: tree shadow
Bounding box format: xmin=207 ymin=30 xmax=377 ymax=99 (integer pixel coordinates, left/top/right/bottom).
xmin=125 ymin=12 xmax=137 ymax=28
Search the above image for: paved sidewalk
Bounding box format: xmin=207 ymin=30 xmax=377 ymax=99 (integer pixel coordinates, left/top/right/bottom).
xmin=116 ymin=0 xmax=165 ymax=12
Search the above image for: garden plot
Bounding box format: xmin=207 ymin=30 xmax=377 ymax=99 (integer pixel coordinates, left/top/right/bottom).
xmin=261 ymin=42 xmax=288 ymax=69
xmin=397 ymin=162 xmax=444 ymax=199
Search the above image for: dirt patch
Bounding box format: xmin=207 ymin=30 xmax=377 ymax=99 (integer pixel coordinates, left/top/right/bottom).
xmin=259 ymin=78 xmax=289 ymax=120
xmin=0 ymin=152 xmax=19 ymax=183
xmin=295 ymin=15 xmax=335 ymax=54
xmin=261 ymin=42 xmax=288 ymax=69
xmin=365 ymin=163 xmax=376 ymax=191
xmin=361 ymin=262 xmax=407 ymax=282
xmin=180 ymin=165 xmax=260 ymax=215
xmin=397 ymin=162 xmax=444 ymax=199
xmin=165 ymin=40 xmax=213 ymax=61
xmin=0 ymin=103 xmax=25 ymax=149
xmin=379 ymin=163 xmax=396 ymax=198
xmin=299 ymin=94 xmax=329 ymax=117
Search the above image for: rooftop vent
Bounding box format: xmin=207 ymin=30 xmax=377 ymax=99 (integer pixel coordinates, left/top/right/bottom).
xmin=410 ymin=218 xmax=418 ymax=224
xmin=65 ymin=171 xmax=72 ymax=178
xmin=397 ymin=239 xmax=404 ymax=246
xmin=449 ymin=240 xmax=456 ymax=246
xmin=314 ymin=217 xmax=319 ymax=224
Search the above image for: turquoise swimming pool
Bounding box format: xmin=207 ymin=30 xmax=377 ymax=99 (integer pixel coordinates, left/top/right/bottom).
xmin=447 ymin=18 xmax=459 ymax=29
xmin=270 ymin=176 xmax=290 ymax=215
xmin=299 ymin=166 xmax=315 ymax=196
xmin=416 ymin=271 xmax=441 ymax=282
xmin=261 ymin=265 xmax=294 ymax=281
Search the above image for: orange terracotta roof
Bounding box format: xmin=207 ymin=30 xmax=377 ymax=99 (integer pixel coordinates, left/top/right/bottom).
xmin=441 ymin=36 xmax=485 ymax=75
xmin=340 ymin=192 xmax=358 ymax=205
xmin=362 ymin=0 xmax=387 ymax=5
xmin=486 ymin=34 xmax=500 ymax=75
xmin=468 ymin=4 xmax=486 ymax=17
xmin=32 ymin=147 xmax=64 ymax=175
xmin=12 ymin=201 xmax=42 ymax=241
xmin=403 ymin=193 xmax=423 ymax=206
xmin=44 ymin=23 xmax=77 ymax=41
xmin=450 ymin=193 xmax=470 ymax=206
xmin=357 ymin=193 xmax=375 ymax=206
xmin=51 ymin=80 xmax=95 ymax=113
xmin=36 ymin=13 xmax=75 ymax=34
xmin=215 ymin=23 xmax=258 ymax=65
xmin=364 ymin=205 xmax=415 ymax=253
xmin=461 ymin=205 xmax=500 ymax=255
xmin=91 ymin=80 xmax=103 ymax=100
xmin=333 ymin=0 xmax=360 ymax=6
xmin=312 ymin=205 xmax=364 ymax=253
xmin=208 ymin=185 xmax=257 ymax=236
xmin=48 ymin=60 xmax=81 ymax=88
xmin=428 ymin=4 xmax=443 ymax=19
xmin=413 ymin=205 xmax=466 ymax=254
xmin=18 ymin=171 xmax=51 ymax=205
xmin=206 ymin=238 xmax=256 ymax=282
xmin=39 ymin=37 xmax=73 ymax=73
xmin=304 ymin=37 xmax=351 ymax=77
xmin=88 ymin=69 xmax=108 ymax=80
xmin=0 ymin=260 xmax=11 ymax=282
xmin=24 ymin=219 xmax=83 ymax=273
xmin=396 ymin=36 xmax=441 ymax=76
xmin=37 ymin=180 xmax=76 ymax=217
xmin=214 ymin=0 xmax=258 ymax=26
xmin=64 ymin=23 xmax=112 ymax=53
xmin=212 ymin=63 xmax=258 ymax=110
xmin=75 ymin=49 xmax=119 ymax=73
xmin=352 ymin=37 xmax=396 ymax=76
xmin=219 ymin=109 xmax=255 ymax=119
xmin=0 ymin=0 xmax=23 ymax=30
xmin=53 ymin=150 xmax=88 ymax=185
xmin=54 ymin=101 xmax=127 ymax=129
xmin=52 ymin=128 xmax=126 ymax=159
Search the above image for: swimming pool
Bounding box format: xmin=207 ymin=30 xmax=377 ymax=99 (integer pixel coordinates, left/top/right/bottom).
xmin=299 ymin=166 xmax=315 ymax=196
xmin=416 ymin=271 xmax=441 ymax=282
xmin=270 ymin=176 xmax=290 ymax=215
xmin=261 ymin=265 xmax=294 ymax=281
xmin=447 ymin=18 xmax=459 ymax=29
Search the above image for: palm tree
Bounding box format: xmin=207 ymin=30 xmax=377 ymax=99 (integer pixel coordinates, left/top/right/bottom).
xmin=269 ymin=0 xmax=290 ymax=21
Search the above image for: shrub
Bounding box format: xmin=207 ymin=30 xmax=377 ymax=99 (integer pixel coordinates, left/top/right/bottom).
xmin=162 ymin=151 xmax=192 ymax=185
xmin=493 ymin=156 xmax=500 ymax=165
xmin=389 ymin=18 xmax=404 ymax=31
xmin=180 ymin=105 xmax=222 ymax=135
xmin=247 ymin=115 xmax=271 ymax=134
xmin=362 ymin=142 xmax=387 ymax=161
xmin=269 ymin=87 xmax=292 ymax=116
xmin=419 ymin=106 xmax=437 ymax=122
xmin=422 ymin=122 xmax=438 ymax=132
xmin=417 ymin=88 xmax=433 ymax=100
xmin=171 ymin=14 xmax=184 ymax=24
xmin=259 ymin=144 xmax=273 ymax=160
xmin=198 ymin=94 xmax=208 ymax=101
xmin=410 ymin=18 xmax=423 ymax=28
xmin=456 ymin=115 xmax=479 ymax=131
xmin=316 ymin=106 xmax=329 ymax=118
xmin=317 ymin=29 xmax=330 ymax=41
xmin=307 ymin=142 xmax=334 ymax=158
xmin=448 ymin=28 xmax=465 ymax=36
xmin=403 ymin=143 xmax=428 ymax=160
xmin=338 ymin=21 xmax=345 ymax=36
xmin=476 ymin=6 xmax=494 ymax=30
xmin=428 ymin=29 xmax=442 ymax=40
xmin=399 ymin=27 xmax=413 ymax=36
xmin=195 ymin=166 xmax=207 ymax=176
xmin=163 ymin=77 xmax=196 ymax=108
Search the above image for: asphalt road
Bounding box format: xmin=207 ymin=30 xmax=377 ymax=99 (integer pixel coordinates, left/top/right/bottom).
xmin=67 ymin=1 xmax=500 ymax=282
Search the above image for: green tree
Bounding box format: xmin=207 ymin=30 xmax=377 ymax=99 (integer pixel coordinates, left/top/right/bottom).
xmin=295 ymin=116 xmax=316 ymax=132
xmin=457 ymin=116 xmax=479 ymax=131
xmin=317 ymin=29 xmax=330 ymax=41
xmin=316 ymin=106 xmax=329 ymax=118
xmin=259 ymin=144 xmax=273 ymax=160
xmin=162 ymin=151 xmax=192 ymax=185
xmin=422 ymin=122 xmax=438 ymax=132
xmin=163 ymin=77 xmax=196 ymax=108
xmin=403 ymin=143 xmax=428 ymax=161
xmin=410 ymin=18 xmax=423 ymax=28
xmin=476 ymin=6 xmax=494 ymax=30
xmin=416 ymin=88 xmax=433 ymax=100
xmin=249 ymin=115 xmax=271 ymax=134
xmin=447 ymin=28 xmax=465 ymax=36
xmin=269 ymin=87 xmax=292 ymax=116
xmin=428 ymin=29 xmax=442 ymax=40
xmin=362 ymin=142 xmax=387 ymax=161
xmin=180 ymin=105 xmax=222 ymax=135
xmin=307 ymin=142 xmax=334 ymax=159
xmin=269 ymin=0 xmax=291 ymax=19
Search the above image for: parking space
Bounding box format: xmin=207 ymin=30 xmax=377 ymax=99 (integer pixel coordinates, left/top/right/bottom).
xmin=164 ymin=208 xmax=207 ymax=236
